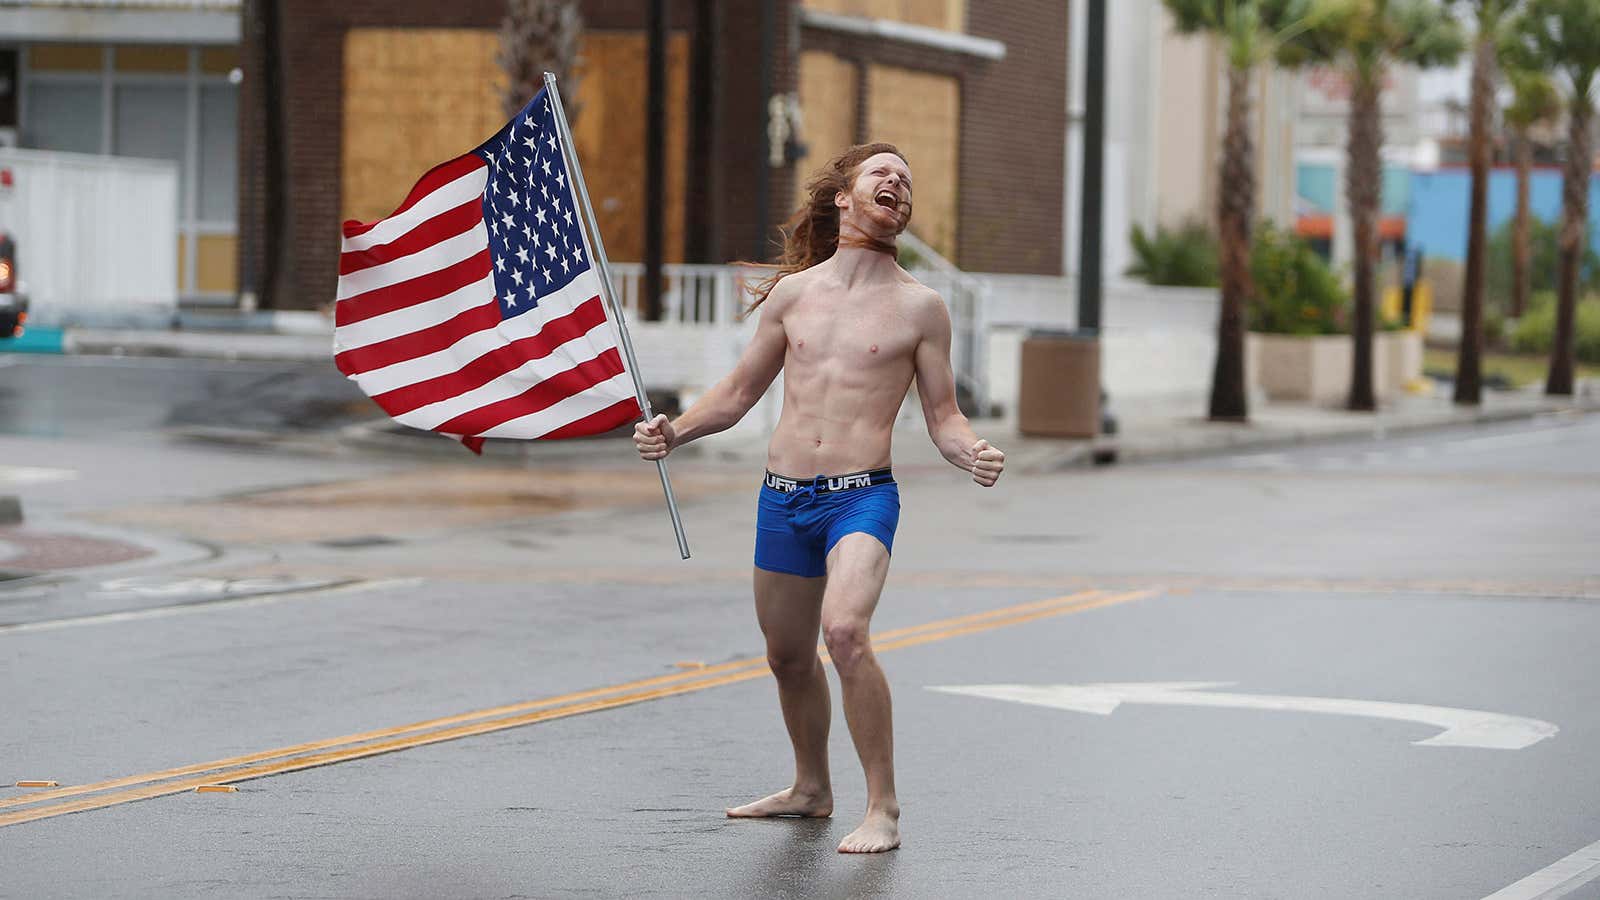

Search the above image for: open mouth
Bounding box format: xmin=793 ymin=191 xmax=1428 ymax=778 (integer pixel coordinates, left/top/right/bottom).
xmin=874 ymin=191 xmax=900 ymax=210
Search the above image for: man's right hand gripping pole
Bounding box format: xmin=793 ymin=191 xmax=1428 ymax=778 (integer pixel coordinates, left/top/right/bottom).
xmin=634 ymin=413 xmax=677 ymax=461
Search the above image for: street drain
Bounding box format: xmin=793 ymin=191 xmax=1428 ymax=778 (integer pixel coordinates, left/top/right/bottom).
xmin=317 ymin=535 xmax=401 ymax=549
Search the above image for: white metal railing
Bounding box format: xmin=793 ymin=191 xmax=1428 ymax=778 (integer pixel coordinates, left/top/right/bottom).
xmin=897 ymin=231 xmax=991 ymax=415
xmin=607 ymin=262 xmax=750 ymax=325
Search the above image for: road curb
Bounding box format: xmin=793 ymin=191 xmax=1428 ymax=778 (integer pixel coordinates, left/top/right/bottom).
xmin=1015 ymin=395 xmax=1600 ymax=472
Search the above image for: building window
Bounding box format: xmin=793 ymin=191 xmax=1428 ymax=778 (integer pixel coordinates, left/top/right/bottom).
xmin=198 ymin=83 xmax=237 ymax=223
xmin=23 ymin=81 xmax=103 ymax=154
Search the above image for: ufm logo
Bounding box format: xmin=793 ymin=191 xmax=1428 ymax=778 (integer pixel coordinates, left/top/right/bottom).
xmin=827 ymin=473 xmax=873 ymax=491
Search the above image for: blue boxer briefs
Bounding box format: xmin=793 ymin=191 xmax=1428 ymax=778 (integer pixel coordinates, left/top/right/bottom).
xmin=754 ymin=468 xmax=900 ymax=578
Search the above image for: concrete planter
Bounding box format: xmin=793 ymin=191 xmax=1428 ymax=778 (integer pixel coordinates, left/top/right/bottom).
xmin=1381 ymin=329 xmax=1424 ymax=395
xmin=1248 ymin=330 xmax=1424 ymax=405
xmin=1249 ymin=333 xmax=1352 ymax=405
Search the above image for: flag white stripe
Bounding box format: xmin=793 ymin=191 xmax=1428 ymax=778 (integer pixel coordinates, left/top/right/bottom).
xmin=336 ymin=222 xmax=490 ymax=302
xmin=341 ymin=167 xmax=488 ymax=253
xmin=338 ymin=271 xmax=610 ymax=393
xmin=478 ymin=371 xmax=636 ymax=439
xmin=333 ymin=271 xmax=497 ymax=353
xmin=392 ymin=319 xmax=620 ymax=430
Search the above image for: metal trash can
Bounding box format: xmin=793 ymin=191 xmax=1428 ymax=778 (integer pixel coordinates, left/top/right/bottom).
xmin=1018 ymin=329 xmax=1100 ymax=438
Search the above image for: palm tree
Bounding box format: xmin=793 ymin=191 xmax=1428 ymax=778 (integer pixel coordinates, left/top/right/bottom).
xmin=1303 ymin=1 xmax=1463 ymax=411
xmin=499 ymin=0 xmax=583 ymax=121
xmin=1163 ymin=0 xmax=1336 ymax=422
xmin=1504 ymin=0 xmax=1600 ymax=396
xmin=1451 ymin=1 xmax=1523 ymax=407
xmin=1501 ymin=68 xmax=1561 ymax=319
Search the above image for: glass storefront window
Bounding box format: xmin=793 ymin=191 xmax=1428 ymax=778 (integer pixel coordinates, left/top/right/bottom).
xmin=198 ymin=84 xmax=237 ymax=223
xmin=23 ymin=82 xmax=103 ymax=154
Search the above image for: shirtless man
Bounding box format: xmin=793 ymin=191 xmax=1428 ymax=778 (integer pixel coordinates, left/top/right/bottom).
xmin=633 ymin=143 xmax=1005 ymax=854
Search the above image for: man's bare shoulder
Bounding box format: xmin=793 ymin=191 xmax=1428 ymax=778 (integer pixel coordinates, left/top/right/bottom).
xmin=755 ymin=270 xmax=812 ymax=319
xmin=895 ymin=273 xmax=949 ymax=330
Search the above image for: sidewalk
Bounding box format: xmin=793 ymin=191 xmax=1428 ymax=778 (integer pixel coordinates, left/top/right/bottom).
xmin=27 ymin=321 xmax=1600 ymax=473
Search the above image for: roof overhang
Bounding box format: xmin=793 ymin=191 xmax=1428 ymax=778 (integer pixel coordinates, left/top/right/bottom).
xmin=0 ymin=1 xmax=240 ymax=45
xmin=798 ymin=9 xmax=1006 ymax=62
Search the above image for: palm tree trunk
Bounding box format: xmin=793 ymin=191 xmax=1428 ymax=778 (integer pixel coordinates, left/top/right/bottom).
xmin=1512 ymin=127 xmax=1532 ymax=320
xmin=1210 ymin=63 xmax=1254 ymax=422
xmin=1548 ymin=97 xmax=1591 ymax=396
xmin=1346 ymin=66 xmax=1382 ymax=412
xmin=1455 ymin=38 xmax=1495 ymax=405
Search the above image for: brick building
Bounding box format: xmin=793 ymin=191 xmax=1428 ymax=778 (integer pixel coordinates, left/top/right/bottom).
xmin=242 ymin=0 xmax=1070 ymax=310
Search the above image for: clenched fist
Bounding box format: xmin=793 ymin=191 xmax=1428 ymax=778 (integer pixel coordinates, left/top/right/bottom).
xmin=634 ymin=413 xmax=677 ymax=461
xmin=970 ymin=439 xmax=1005 ymax=487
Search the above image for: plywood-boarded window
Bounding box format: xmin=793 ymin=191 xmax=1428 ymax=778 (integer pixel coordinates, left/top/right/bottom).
xmin=570 ymin=33 xmax=689 ymax=265
xmin=342 ymin=29 xmax=507 ymax=225
xmin=866 ymin=63 xmax=958 ymax=259
xmin=341 ymin=28 xmax=688 ymax=264
xmin=793 ymin=50 xmax=859 ymax=211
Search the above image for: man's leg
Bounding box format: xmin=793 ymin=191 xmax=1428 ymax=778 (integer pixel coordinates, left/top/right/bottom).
xmin=726 ymin=567 xmax=833 ymax=818
xmin=821 ymin=533 xmax=900 ymax=853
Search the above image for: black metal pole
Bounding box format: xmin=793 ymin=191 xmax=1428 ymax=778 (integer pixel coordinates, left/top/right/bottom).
xmin=686 ymin=0 xmax=720 ymax=263
xmin=754 ymin=0 xmax=775 ymax=261
xmin=645 ymin=0 xmax=668 ymax=321
xmin=1076 ymin=0 xmax=1106 ymax=335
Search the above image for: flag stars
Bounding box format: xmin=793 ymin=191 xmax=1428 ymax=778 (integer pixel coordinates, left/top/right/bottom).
xmin=572 ymin=246 xmax=583 ymax=264
xmin=541 ymin=158 xmax=552 ymax=177
xmin=515 ymin=245 xmax=530 ymax=265
xmin=510 ymin=268 xmax=524 ymax=286
xmin=544 ymin=242 xmax=557 ymax=261
xmin=563 ymin=208 xmax=573 ymax=228
xmin=509 ymin=191 xmax=521 ymax=209
xmin=556 ymin=171 xmax=565 ymax=189
xmin=522 ymin=223 xmax=533 ymax=243
xmin=501 ymin=212 xmax=515 ymax=230
xmin=545 ymin=133 xmax=557 ymax=151
xmin=523 ymin=133 xmax=538 ymax=154
xmin=495 ymin=256 xmax=506 ymax=272
xmin=541 ymin=266 xmax=551 ymax=283
xmin=560 ymin=255 xmax=570 ymax=274
xmin=535 ymin=207 xmax=548 ymax=226
xmin=525 ymin=281 xmax=538 ymax=303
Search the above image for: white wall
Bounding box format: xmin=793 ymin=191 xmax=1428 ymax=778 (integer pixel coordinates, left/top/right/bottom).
xmin=0 ymin=147 xmax=179 ymax=327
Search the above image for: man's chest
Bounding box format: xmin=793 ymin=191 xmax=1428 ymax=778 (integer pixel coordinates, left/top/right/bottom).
xmin=783 ymin=299 xmax=920 ymax=369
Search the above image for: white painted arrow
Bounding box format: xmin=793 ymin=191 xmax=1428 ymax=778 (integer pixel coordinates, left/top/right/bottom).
xmin=927 ymin=682 xmax=1558 ymax=750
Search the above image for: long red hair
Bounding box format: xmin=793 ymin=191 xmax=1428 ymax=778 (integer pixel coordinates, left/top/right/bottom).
xmin=743 ymin=142 xmax=909 ymax=312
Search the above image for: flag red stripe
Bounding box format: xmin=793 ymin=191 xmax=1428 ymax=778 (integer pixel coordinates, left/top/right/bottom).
xmin=365 ymin=296 xmax=609 ymax=415
xmin=335 ymin=249 xmax=492 ymax=327
xmin=341 ymin=154 xmax=483 ymax=240
xmin=433 ymin=348 xmax=626 ymax=436
xmin=538 ymin=397 xmax=643 ymax=440
xmin=334 ymin=301 xmax=503 ymax=377
xmin=339 ymin=199 xmax=484 ymax=276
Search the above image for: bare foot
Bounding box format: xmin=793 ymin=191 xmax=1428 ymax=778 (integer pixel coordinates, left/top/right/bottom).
xmin=837 ymin=808 xmax=900 ymax=853
xmin=725 ymin=787 xmax=833 ymax=818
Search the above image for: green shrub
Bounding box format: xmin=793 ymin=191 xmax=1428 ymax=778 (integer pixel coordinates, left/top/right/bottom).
xmin=1509 ymin=290 xmax=1600 ymax=364
xmin=1486 ymin=217 xmax=1600 ymax=314
xmin=1126 ymin=221 xmax=1220 ymax=287
xmin=1248 ymin=223 xmax=1348 ymax=335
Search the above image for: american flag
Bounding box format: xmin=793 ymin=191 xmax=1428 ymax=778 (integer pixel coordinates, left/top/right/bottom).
xmin=334 ymin=88 xmax=640 ymax=454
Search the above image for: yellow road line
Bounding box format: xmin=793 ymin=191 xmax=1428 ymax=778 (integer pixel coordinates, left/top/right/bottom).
xmin=0 ymin=588 xmax=1154 ymax=828
xmin=0 ymin=589 xmax=1108 ymax=812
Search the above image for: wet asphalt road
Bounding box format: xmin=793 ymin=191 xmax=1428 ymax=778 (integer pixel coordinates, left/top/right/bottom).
xmin=2 ymin=355 xmax=1599 ymax=899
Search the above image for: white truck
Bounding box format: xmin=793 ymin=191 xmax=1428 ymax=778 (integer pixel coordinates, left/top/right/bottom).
xmin=0 ymin=148 xmax=178 ymax=330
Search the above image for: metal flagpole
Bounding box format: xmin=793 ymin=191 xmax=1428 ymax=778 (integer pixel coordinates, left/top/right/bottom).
xmin=544 ymin=72 xmax=691 ymax=560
